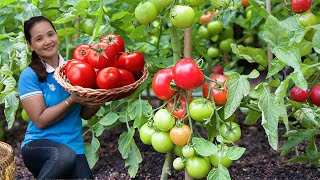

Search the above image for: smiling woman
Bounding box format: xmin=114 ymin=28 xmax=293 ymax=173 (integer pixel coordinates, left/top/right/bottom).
xmin=18 ymin=16 xmax=103 ymax=180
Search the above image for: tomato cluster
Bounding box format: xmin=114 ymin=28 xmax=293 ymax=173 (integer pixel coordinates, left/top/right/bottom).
xmin=65 ymin=33 xmax=145 ymax=90
xmin=290 ymin=85 xmax=320 ymax=106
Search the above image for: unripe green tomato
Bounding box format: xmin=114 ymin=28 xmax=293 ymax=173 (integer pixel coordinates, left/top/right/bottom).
xmin=207 ymin=20 xmax=224 ymax=35
xmin=219 ymin=25 xmax=234 ymax=40
xmin=173 ymin=145 xmax=183 ymax=156
xmin=151 ymin=131 xmax=174 ymax=153
xmin=197 ymin=25 xmax=210 ymax=39
xmin=186 ymin=0 xmax=205 ymax=7
xmin=186 ymin=156 xmax=211 ymax=179
xmin=211 ymin=0 xmax=231 ymax=10
xmin=207 ymin=47 xmax=220 ymax=58
xmin=153 ymin=109 xmax=175 ymax=131
xmin=139 ymin=123 xmax=156 ymax=145
xmin=135 ymin=2 xmax=158 ymax=25
xmin=171 ymin=5 xmax=195 ymax=28
xmin=243 ymin=36 xmax=254 ymax=45
xmin=211 ymin=34 xmax=219 ymax=42
xmin=173 ymin=157 xmax=185 ymax=170
xmin=182 ymin=146 xmax=195 ymax=158
xmin=219 ymin=38 xmax=234 ymax=53
xmin=209 ymin=154 xmax=233 ymax=168
xmin=81 ymin=19 xmax=94 ymax=35
xmin=299 ymin=11 xmax=317 ymax=27
xmin=21 ymin=109 xmax=30 ymax=122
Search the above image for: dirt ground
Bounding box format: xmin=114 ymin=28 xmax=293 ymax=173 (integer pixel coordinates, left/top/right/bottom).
xmin=1 ymin=105 xmax=320 ymax=180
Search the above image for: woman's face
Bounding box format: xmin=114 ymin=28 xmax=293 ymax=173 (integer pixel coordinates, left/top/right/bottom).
xmin=28 ymin=21 xmax=59 ymax=60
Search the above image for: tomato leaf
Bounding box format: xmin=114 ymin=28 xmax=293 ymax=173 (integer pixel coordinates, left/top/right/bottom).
xmin=92 ymin=123 xmax=105 ymax=137
xmin=226 ymin=146 xmax=246 ymax=161
xmin=280 ymin=129 xmax=317 ymax=152
xmin=118 ymin=128 xmax=142 ymax=178
xmin=224 ymin=72 xmax=251 ymax=119
xmin=231 ymin=44 xmax=268 ymax=67
xmin=312 ymin=31 xmax=320 ymax=53
xmin=192 ymin=137 xmax=216 ymax=156
xmin=84 ymin=136 xmax=100 ymax=168
xmin=128 ymin=99 xmax=153 ymax=129
xmin=207 ymin=164 xmax=231 ymax=180
xmin=286 ymin=151 xmax=320 ymax=164
xmin=99 ymin=112 xmax=119 ymax=126
xmin=266 ymin=58 xmax=285 ymax=78
xmin=3 ymin=91 xmax=19 ymax=129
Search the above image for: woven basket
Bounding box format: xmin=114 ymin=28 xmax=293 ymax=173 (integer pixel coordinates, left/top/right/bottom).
xmin=0 ymin=141 xmax=16 ymax=180
xmin=54 ymin=62 xmax=149 ymax=103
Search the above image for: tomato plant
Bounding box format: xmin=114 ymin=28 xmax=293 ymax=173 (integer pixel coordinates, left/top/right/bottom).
xmin=169 ymin=124 xmax=191 ymax=146
xmin=153 ymin=109 xmax=175 ymax=131
xmin=116 ymin=52 xmax=145 ymax=75
xmin=291 ymin=0 xmax=312 ymax=14
xmin=220 ymin=122 xmax=241 ymax=144
xmin=309 ymin=85 xmax=320 ymax=106
xmin=139 ymin=123 xmax=156 ymax=145
xmin=171 ymin=5 xmax=195 ymax=28
xmin=96 ymin=67 xmax=121 ymax=89
xmin=189 ymin=97 xmax=215 ymax=122
xmin=66 ymin=62 xmax=97 ymax=88
xmin=73 ymin=44 xmax=90 ymax=62
xmin=152 ymin=68 xmax=179 ymax=100
xmin=173 ymin=58 xmax=204 ymax=91
xmin=290 ymin=86 xmax=309 ymax=102
xmin=202 ymin=74 xmax=228 ymax=106
xmin=185 ymin=156 xmax=211 ymax=179
xmin=151 ymin=131 xmax=174 ymax=153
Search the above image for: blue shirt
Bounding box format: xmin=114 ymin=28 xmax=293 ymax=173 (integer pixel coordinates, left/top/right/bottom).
xmin=18 ymin=58 xmax=84 ymax=154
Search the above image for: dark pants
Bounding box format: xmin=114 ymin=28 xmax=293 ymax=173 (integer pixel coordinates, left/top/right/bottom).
xmin=21 ymin=139 xmax=93 ymax=180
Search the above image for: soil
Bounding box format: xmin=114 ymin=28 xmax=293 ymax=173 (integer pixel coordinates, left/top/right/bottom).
xmin=1 ymin=104 xmax=320 ymax=180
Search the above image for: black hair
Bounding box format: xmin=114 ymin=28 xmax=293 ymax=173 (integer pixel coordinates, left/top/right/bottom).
xmin=24 ymin=16 xmax=56 ymax=82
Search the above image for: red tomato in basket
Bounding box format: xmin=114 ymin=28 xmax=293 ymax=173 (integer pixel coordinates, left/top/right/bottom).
xmin=116 ymin=52 xmax=145 ymax=75
xmin=73 ymin=44 xmax=91 ymax=62
xmin=66 ymin=62 xmax=96 ymax=88
xmin=100 ymin=33 xmax=125 ymax=56
xmin=87 ymin=42 xmax=118 ymax=69
xmin=119 ymin=69 xmax=135 ymax=87
xmin=96 ymin=67 xmax=122 ymax=90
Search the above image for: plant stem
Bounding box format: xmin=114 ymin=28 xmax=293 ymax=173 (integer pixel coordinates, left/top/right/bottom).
xmin=160 ymin=151 xmax=173 ymax=180
xmin=266 ymin=0 xmax=273 ymax=82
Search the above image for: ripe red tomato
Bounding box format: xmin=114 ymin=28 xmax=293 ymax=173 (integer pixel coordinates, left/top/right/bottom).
xmin=291 ymin=0 xmax=312 ymax=14
xmin=241 ymin=0 xmax=249 ymax=7
xmin=199 ymin=11 xmax=212 ymax=24
xmin=66 ymin=62 xmax=97 ymax=88
xmin=152 ymin=68 xmax=179 ymax=100
xmin=210 ymin=65 xmax=224 ymax=75
xmin=116 ymin=52 xmax=145 ymax=75
xmin=173 ymin=58 xmax=204 ymax=91
xmin=169 ymin=124 xmax=191 ymax=146
xmin=96 ymin=67 xmax=121 ymax=89
xmin=309 ymin=85 xmax=320 ymax=106
xmin=100 ymin=34 xmax=125 ymax=56
xmin=73 ymin=44 xmax=90 ymax=62
xmin=290 ymin=86 xmax=309 ymax=102
xmin=87 ymin=42 xmax=117 ymax=69
xmin=202 ymin=74 xmax=228 ymax=106
xmin=64 ymin=60 xmax=82 ymax=75
xmin=166 ymin=94 xmax=192 ymax=120
xmin=118 ymin=69 xmax=135 ymax=87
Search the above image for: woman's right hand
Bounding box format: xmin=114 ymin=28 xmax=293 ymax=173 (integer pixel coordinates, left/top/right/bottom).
xmin=69 ymin=93 xmax=103 ymax=108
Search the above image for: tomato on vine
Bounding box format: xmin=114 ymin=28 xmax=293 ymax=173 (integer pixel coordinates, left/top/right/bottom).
xmin=151 ymin=131 xmax=174 ymax=153
xmin=299 ymin=11 xmax=317 ymax=27
xmin=170 ymin=124 xmax=191 ymax=146
xmin=166 ymin=94 xmax=192 ymax=120
xmin=173 ymin=157 xmax=185 ymax=170
xmin=152 ymin=68 xmax=179 ymax=101
xmin=182 ymin=146 xmax=195 ymax=158
xmin=153 ymin=109 xmax=175 ymax=131
xmin=309 ymin=85 xmax=320 ymax=106
xmin=139 ymin=123 xmax=156 ymax=145
xmin=219 ymin=122 xmax=241 ymax=144
xmin=186 ymin=156 xmax=211 ymax=179
xmin=189 ymin=97 xmax=215 ymax=122
xmin=210 ymin=65 xmax=224 ymax=75
xmin=209 ymin=145 xmax=233 ymax=168
xmin=202 ymin=74 xmax=228 ymax=106
xmin=171 ymin=5 xmax=195 ymax=29
xmin=241 ymin=0 xmax=250 ymax=7
xmin=290 ymin=86 xmax=309 ymax=102
xmin=291 ymin=0 xmax=312 ymax=14
xmin=134 ymin=2 xmax=158 ymax=25
xmin=200 ymin=11 xmax=213 ymax=24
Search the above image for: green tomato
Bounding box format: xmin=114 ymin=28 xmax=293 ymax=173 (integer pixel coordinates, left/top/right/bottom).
xmin=243 ymin=36 xmax=254 ymax=45
xmin=0 ymin=84 xmax=3 ymax=91
xmin=219 ymin=38 xmax=234 ymax=53
xmin=211 ymin=0 xmax=230 ymax=10
xmin=197 ymin=25 xmax=210 ymax=39
xmin=186 ymin=156 xmax=211 ymax=179
xmin=171 ymin=5 xmax=195 ymax=28
xmin=219 ymin=25 xmax=234 ymax=40
xmin=153 ymin=109 xmax=175 ymax=131
xmin=149 ymin=0 xmax=173 ymax=11
xmin=211 ymin=34 xmax=219 ymax=42
xmin=173 ymin=157 xmax=185 ymax=170
xmin=81 ymin=18 xmax=94 ymax=35
xmin=151 ymin=131 xmax=174 ymax=153
xmin=207 ymin=20 xmax=224 ymax=35
xmin=21 ymin=109 xmax=30 ymax=122
xmin=299 ymin=11 xmax=317 ymax=27
xmin=139 ymin=123 xmax=156 ymax=145
xmin=246 ymin=9 xmax=252 ymax=21
xmin=207 ymin=47 xmax=220 ymax=58
xmin=182 ymin=146 xmax=195 ymax=158
xmin=173 ymin=145 xmax=183 ymax=156
xmin=209 ymin=145 xmax=233 ymax=168
xmin=219 ymin=122 xmax=241 ymax=144
xmin=135 ymin=2 xmax=158 ymax=25
xmin=189 ymin=97 xmax=215 ymax=122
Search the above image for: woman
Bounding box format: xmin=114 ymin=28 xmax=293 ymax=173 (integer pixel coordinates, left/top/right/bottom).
xmin=18 ymin=16 xmax=101 ymax=179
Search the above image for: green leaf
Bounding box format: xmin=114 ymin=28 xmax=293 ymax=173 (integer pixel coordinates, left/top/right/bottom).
xmin=192 ymin=137 xmax=216 ymax=157
xmin=243 ymin=108 xmax=261 ymax=125
xmin=273 ymin=46 xmax=301 ymax=70
xmin=258 ymin=87 xmax=279 ymax=150
xmin=312 ymin=31 xmax=320 ymax=53
xmin=14 ymin=3 xmax=41 ymax=23
xmin=57 ymin=28 xmax=77 ymax=37
xmin=93 ymin=123 xmax=105 ymax=137
xmin=286 ymin=151 xmax=320 ymax=163
xmin=84 ymin=136 xmax=100 ymax=169
xmin=53 ymin=12 xmax=76 ymax=24
xmin=261 ymin=15 xmax=287 ymax=47
xmin=4 ymin=91 xmax=19 ymax=129
xmin=226 ymin=146 xmax=246 ymax=160
xmin=274 ymin=77 xmax=290 ymax=102
xmin=99 ymin=112 xmax=119 ymax=126
xmin=280 ymin=129 xmax=317 ymax=152
xmin=290 ymin=71 xmax=308 ymax=91
xmin=118 ymin=128 xmax=142 ymax=178
xmin=231 ymin=44 xmax=268 ymax=67
xmin=111 ymin=11 xmax=130 ymax=21
xmin=225 ymin=72 xmax=251 ymax=119
xmin=207 ymin=165 xmax=231 ymax=180
xmin=128 ymin=99 xmax=153 ymax=128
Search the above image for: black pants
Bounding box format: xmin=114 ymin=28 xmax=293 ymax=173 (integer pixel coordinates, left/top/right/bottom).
xmin=21 ymin=139 xmax=93 ymax=180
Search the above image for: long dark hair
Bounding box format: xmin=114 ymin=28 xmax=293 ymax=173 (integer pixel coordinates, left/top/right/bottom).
xmin=24 ymin=16 xmax=56 ymax=82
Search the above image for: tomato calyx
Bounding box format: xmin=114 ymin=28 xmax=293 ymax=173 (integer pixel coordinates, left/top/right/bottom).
xmin=90 ymin=43 xmax=110 ymax=61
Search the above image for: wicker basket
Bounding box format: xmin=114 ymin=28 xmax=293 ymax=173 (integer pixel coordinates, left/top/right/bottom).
xmin=54 ymin=62 xmax=149 ymax=103
xmin=0 ymin=141 xmax=16 ymax=180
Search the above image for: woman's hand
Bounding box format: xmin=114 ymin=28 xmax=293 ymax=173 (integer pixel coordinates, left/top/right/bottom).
xmin=69 ymin=93 xmax=104 ymax=108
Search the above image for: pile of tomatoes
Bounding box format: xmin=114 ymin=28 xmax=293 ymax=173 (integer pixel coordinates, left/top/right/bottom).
xmin=138 ymin=57 xmax=243 ymax=179
xmin=65 ymin=33 xmax=145 ymax=90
